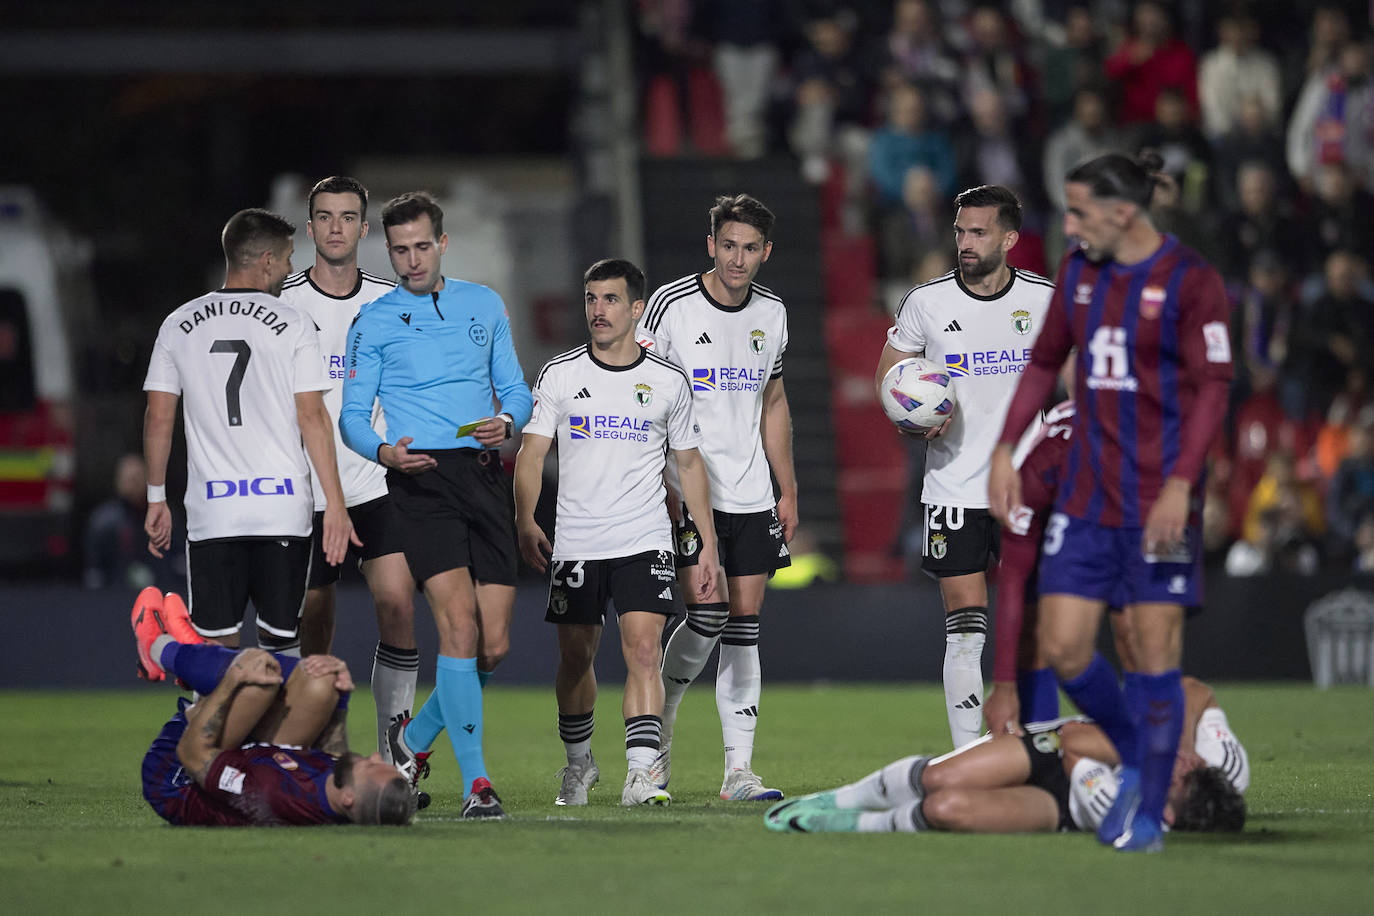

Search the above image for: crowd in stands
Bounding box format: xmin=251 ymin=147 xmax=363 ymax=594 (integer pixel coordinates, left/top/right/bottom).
xmin=635 ymin=0 xmax=1374 ymax=575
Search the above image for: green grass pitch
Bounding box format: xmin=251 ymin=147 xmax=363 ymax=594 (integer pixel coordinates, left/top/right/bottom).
xmin=2 ymin=681 xmax=1372 ymax=915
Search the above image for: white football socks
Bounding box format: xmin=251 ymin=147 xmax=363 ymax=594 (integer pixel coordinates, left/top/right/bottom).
xmin=372 ymin=643 xmax=419 ymax=763
xmin=834 ymin=755 xmax=928 ymax=809
xmin=659 ymin=603 xmax=728 ymax=741
xmin=717 ymin=615 xmax=761 ymax=772
xmin=943 ymin=607 xmax=988 ymax=748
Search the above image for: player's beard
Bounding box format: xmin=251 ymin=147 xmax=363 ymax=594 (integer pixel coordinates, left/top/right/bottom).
xmin=332 ymin=752 xmax=359 ymax=789
xmin=958 ymin=250 xmax=1003 ymax=282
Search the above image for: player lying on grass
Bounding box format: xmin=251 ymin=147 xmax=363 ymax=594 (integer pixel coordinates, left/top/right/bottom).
xmin=133 ymin=587 xmax=413 ymax=826
xmin=765 ymin=675 xmax=1247 ymax=835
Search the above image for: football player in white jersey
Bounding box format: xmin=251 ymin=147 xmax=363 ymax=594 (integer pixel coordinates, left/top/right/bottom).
xmin=143 ymin=208 xmax=355 ymax=653
xmin=279 ymin=176 xmax=420 ymax=766
xmin=637 ymin=194 xmax=797 ymax=802
xmin=766 ymin=676 xmax=1247 ymax=836
xmin=515 ymin=258 xmax=721 ymax=807
xmin=874 ymin=185 xmax=1055 ymax=749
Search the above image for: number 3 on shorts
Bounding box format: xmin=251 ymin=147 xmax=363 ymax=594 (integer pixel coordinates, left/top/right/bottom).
xmin=1043 ymin=513 xmax=1069 ymax=556
xmin=551 ymin=560 xmax=585 ymax=588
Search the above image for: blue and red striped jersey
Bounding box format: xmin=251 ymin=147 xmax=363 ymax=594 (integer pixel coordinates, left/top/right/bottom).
xmin=1029 ymin=235 xmax=1232 ymax=527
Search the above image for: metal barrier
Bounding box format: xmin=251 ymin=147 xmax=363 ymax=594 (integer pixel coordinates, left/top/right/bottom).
xmin=1304 ymin=589 xmax=1374 ymax=688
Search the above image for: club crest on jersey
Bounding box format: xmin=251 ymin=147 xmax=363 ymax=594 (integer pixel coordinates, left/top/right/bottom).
xmin=1075 ymin=283 xmax=1093 ymax=305
xmin=1033 ymin=731 xmax=1061 ymax=754
xmin=677 ymin=528 xmax=699 ymax=557
xmin=634 ymin=383 xmax=653 ymax=407
xmin=1140 ymin=286 xmax=1166 ymax=320
xmin=550 ymin=587 xmax=568 ymax=616
xmin=929 ymin=532 xmax=948 ymax=559
xmin=750 ymin=329 xmax=766 ymax=353
xmin=1011 ymin=309 xmax=1032 ymax=335
xmin=272 ymin=751 xmax=298 ymax=771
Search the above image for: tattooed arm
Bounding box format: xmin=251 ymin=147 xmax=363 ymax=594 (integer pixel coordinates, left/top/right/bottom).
xmin=176 ymin=649 xmax=283 ymax=786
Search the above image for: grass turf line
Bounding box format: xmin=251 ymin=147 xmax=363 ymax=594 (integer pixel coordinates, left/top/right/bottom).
xmin=1 ymin=683 xmax=1371 ymax=915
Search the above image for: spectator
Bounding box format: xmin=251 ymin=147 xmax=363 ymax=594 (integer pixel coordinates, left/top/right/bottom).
xmin=1350 ymin=512 xmax=1374 ymax=573
xmin=1134 ymin=87 xmax=1211 ymax=210
xmin=1298 ymin=162 xmax=1374 ymax=271
xmin=693 ymin=0 xmax=787 ymax=159
xmin=867 ymin=81 xmax=957 ymax=204
xmin=960 ymin=3 xmax=1036 ymax=127
xmin=1211 ymin=93 xmax=1291 ymax=214
xmin=1286 ymin=249 xmax=1374 ymax=420
xmin=1102 ymin=0 xmax=1198 ymax=126
xmin=1214 ymin=164 xmax=1301 ymax=285
xmin=1228 ymin=249 xmax=1296 ymax=405
xmin=1042 ymin=84 xmax=1121 ymax=214
xmin=788 ymin=5 xmax=873 ymax=183
xmin=876 ymin=165 xmax=953 ymax=301
xmin=1326 ymin=416 xmax=1374 ymax=562
xmin=1312 ymin=376 xmax=1371 ymax=481
xmin=954 ymin=87 xmax=1041 ymax=209
xmin=1227 ymin=451 xmax=1324 ymax=577
xmin=83 ymin=453 xmax=182 ymax=591
xmin=1198 ymin=10 xmax=1282 ymax=139
xmin=1287 ymin=39 xmax=1374 ymax=193
xmin=1282 ymin=3 xmax=1350 ymax=106
xmin=1227 ymin=372 xmax=1322 ymax=539
xmin=1041 ymin=4 xmax=1108 ymax=128
xmin=869 ymin=0 xmax=962 ymax=124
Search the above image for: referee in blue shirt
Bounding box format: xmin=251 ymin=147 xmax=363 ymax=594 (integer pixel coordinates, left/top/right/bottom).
xmin=341 ymin=191 xmax=532 ymax=819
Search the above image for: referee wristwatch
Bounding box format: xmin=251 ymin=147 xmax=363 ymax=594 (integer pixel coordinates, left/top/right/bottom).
xmin=499 ymin=413 xmax=514 ymax=441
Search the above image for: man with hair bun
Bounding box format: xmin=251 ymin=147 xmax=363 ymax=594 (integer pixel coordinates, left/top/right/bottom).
xmin=989 ymin=151 xmax=1234 ymax=852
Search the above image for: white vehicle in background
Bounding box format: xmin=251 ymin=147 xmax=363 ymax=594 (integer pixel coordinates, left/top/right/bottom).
xmin=0 ymin=187 xmax=83 ymax=566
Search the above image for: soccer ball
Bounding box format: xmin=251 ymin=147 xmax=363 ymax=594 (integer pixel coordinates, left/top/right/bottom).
xmin=879 ymin=357 xmax=956 ymax=431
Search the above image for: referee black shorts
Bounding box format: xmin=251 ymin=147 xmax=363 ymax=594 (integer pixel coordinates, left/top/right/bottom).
xmin=186 ymin=536 xmax=311 ymax=639
xmin=385 ymin=448 xmax=518 ymax=587
xmin=306 ymin=493 xmax=408 ymax=589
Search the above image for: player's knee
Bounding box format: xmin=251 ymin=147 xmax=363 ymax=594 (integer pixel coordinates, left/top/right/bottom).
xmin=623 ymin=635 xmax=661 ymax=675
xmin=557 ymin=639 xmax=595 ymax=674
xmin=1039 ymin=633 xmax=1092 ymax=676
xmin=920 ymin=790 xmax=967 ymax=829
xmin=291 ymin=662 xmax=341 ymax=707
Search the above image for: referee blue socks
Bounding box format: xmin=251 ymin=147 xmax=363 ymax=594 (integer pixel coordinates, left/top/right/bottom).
xmin=435 ymin=654 xmax=488 ymax=797
xmin=1060 ymin=652 xmax=1138 ymax=765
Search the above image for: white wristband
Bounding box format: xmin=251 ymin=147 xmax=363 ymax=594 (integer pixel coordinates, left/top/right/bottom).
xmin=147 ymin=484 xmax=167 ymax=503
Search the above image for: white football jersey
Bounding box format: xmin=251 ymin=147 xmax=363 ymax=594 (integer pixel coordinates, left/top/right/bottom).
xmin=888 ymin=268 xmax=1054 ymax=508
xmin=525 ymin=344 xmax=701 ymax=560
xmin=638 ymin=273 xmax=787 ymax=513
xmin=279 ymin=268 xmax=393 ymax=509
xmin=1068 ymin=707 xmax=1249 ymax=831
xmin=144 ymin=288 xmax=329 ymax=541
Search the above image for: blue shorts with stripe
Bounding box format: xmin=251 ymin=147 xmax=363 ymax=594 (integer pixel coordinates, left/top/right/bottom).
xmin=1037 ymin=512 xmax=1203 ymax=609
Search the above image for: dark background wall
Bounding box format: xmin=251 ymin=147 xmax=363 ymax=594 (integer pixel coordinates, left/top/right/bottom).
xmin=1 ymin=575 xmax=1335 ymax=689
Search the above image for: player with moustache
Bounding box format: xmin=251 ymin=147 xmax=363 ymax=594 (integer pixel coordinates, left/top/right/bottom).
xmin=515 ymin=258 xmax=721 ymax=807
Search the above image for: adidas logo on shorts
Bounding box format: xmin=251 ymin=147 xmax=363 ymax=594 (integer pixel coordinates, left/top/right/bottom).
xmin=658 ymin=587 xmax=673 ymax=600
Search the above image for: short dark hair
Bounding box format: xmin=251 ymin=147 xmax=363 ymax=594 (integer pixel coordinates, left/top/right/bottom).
xmin=1066 ymin=150 xmax=1165 ymax=209
xmin=954 ymin=184 xmax=1023 ymax=231
xmin=584 ymin=258 xmax=646 ymax=303
xmin=308 ymin=176 xmax=369 ymax=220
xmin=381 ymin=191 xmax=444 ymax=238
xmin=1173 ymin=767 xmax=1247 ymax=832
xmin=221 ymin=208 xmax=294 ymax=267
xmin=709 ymin=194 xmax=776 ymax=241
